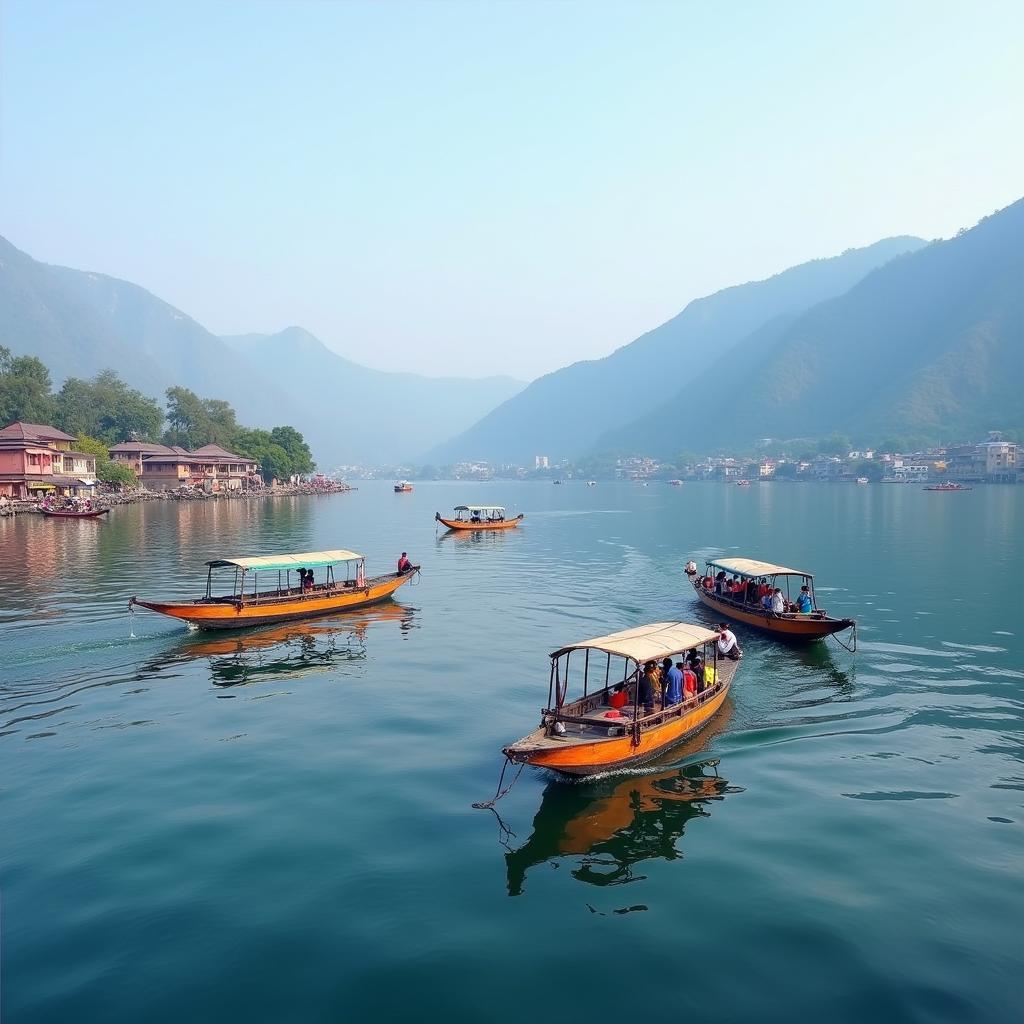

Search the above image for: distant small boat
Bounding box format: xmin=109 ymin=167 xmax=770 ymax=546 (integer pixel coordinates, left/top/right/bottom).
xmin=41 ymin=507 xmax=109 ymax=519
xmin=924 ymin=481 xmax=972 ymax=491
xmin=394 ymin=480 xmax=413 ymax=493
xmin=435 ymin=505 xmax=524 ymax=531
xmin=736 ymin=479 xmax=751 ymax=487
xmin=586 ymin=480 xmax=597 ymax=487
xmin=856 ymin=477 xmax=869 ymax=485
xmin=667 ymin=479 xmax=683 ymax=486
xmin=553 ymin=480 xmax=562 ymax=485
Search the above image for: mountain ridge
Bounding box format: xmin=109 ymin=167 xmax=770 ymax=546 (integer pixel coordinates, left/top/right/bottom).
xmin=427 ymin=236 xmax=926 ymax=464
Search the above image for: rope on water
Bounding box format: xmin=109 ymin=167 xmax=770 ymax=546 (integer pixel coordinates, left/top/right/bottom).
xmin=472 ymin=756 xmax=524 ymax=809
xmin=829 ymin=622 xmax=858 ymax=653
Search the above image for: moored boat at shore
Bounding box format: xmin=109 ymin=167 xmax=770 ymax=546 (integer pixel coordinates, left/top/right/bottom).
xmin=503 ymin=621 xmax=736 ymax=777
xmin=687 ymin=556 xmax=855 ymax=643
xmin=130 ymin=548 xmax=419 ymax=630
xmin=435 ymin=505 xmax=524 ymax=531
xmin=923 ymin=481 xmax=972 ymax=491
xmin=41 ymin=506 xmax=109 ymax=519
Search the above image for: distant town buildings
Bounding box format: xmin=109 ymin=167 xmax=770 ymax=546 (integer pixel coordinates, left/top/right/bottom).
xmin=534 ymin=455 xmax=549 ymax=469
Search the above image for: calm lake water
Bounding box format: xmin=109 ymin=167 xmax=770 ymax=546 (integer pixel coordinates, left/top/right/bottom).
xmin=1 ymin=481 xmax=1021 ymax=1023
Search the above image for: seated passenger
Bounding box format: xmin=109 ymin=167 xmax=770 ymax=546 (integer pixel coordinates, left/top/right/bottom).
xmin=608 ymin=683 xmax=629 ymax=709
xmin=716 ymin=624 xmax=742 ymax=660
xmin=302 ymin=569 xmax=314 ymax=592
xmin=296 ymin=567 xmax=307 ymax=593
xmin=397 ymin=552 xmax=412 ymax=574
xmin=761 ymin=590 xmax=773 ymax=611
xmin=797 ymin=585 xmax=813 ymax=614
xmin=703 ymin=662 xmax=718 ymax=688
xmin=771 ymin=588 xmax=786 ymax=614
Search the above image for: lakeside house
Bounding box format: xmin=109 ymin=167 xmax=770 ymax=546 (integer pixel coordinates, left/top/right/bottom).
xmin=109 ymin=441 xmax=260 ymax=491
xmin=0 ymin=422 xmax=98 ymax=499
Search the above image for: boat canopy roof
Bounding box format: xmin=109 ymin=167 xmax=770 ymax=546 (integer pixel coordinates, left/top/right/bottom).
xmin=706 ymin=556 xmax=810 ymax=578
xmin=207 ymin=549 xmax=363 ymax=571
xmin=550 ymin=621 xmax=720 ymax=662
xmin=454 ymin=504 xmax=505 ymax=512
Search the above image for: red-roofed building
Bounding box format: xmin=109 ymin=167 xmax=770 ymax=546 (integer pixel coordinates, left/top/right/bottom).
xmin=0 ymin=422 xmax=97 ymax=498
xmin=110 ymin=439 xmax=259 ymax=491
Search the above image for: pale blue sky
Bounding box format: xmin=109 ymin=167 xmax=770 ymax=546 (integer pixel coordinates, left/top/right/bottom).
xmin=2 ymin=1 xmax=1022 ymax=379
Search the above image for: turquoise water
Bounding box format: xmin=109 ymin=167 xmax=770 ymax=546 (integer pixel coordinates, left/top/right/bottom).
xmin=1 ymin=481 xmax=1021 ymax=1022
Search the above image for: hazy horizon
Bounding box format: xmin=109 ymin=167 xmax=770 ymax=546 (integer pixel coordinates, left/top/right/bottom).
xmin=3 ymin=1 xmax=1022 ymax=380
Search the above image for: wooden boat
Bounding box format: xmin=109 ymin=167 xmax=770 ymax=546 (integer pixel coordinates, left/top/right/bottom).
xmin=503 ymin=622 xmax=737 ymax=777
xmin=667 ymin=479 xmax=683 ymax=486
xmin=924 ymin=481 xmax=972 ymax=491
xmin=41 ymin=506 xmax=109 ymax=519
xmin=736 ymin=479 xmax=751 ymax=487
xmin=129 ymin=548 xmax=419 ymax=630
xmin=435 ymin=505 xmax=524 ymax=531
xmin=687 ymin=556 xmax=855 ymax=642
xmin=394 ymin=480 xmax=413 ymax=492
xmin=856 ymin=477 xmax=869 ymax=485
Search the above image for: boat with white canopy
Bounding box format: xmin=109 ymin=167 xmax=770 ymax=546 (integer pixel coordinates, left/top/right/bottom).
xmin=686 ymin=556 xmax=855 ymax=642
xmin=129 ymin=548 xmax=418 ymax=630
xmin=503 ymin=621 xmax=737 ymax=777
xmin=435 ymin=505 xmax=524 ymax=531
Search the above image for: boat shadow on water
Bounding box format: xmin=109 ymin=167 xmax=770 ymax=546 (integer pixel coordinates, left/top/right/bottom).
xmin=136 ymin=602 xmax=418 ymax=688
xmin=497 ymin=703 xmax=743 ymax=897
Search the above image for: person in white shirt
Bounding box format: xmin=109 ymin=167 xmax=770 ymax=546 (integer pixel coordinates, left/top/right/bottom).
xmin=716 ymin=624 xmax=742 ymax=660
xmin=770 ymin=588 xmax=786 ymax=615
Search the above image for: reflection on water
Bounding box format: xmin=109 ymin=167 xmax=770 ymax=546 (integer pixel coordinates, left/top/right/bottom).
xmin=502 ymin=759 xmax=742 ymax=896
xmin=500 ymin=700 xmax=742 ymax=897
xmin=137 ymin=602 xmax=419 ymax=688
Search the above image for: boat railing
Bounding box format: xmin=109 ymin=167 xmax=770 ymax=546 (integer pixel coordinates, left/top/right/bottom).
xmin=547 ymin=679 xmax=724 ymax=732
xmin=206 ymin=571 xmax=405 ymax=606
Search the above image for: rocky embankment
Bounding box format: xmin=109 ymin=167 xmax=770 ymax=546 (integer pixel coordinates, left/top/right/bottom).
xmin=0 ymin=482 xmax=356 ymax=516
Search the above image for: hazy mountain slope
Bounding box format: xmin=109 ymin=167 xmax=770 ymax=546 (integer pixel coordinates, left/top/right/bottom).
xmin=600 ymin=198 xmax=1024 ymax=453
xmin=224 ymin=328 xmax=525 ymax=465
xmin=428 ymin=236 xmax=925 ymax=463
xmin=0 ymin=235 xmax=525 ymax=464
xmin=0 ymin=236 xmax=168 ymax=385
xmin=46 ymin=265 xmax=299 ymax=429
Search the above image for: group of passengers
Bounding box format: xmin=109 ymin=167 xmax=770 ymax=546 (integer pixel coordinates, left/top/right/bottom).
xmin=703 ymin=571 xmax=814 ymax=615
xmin=607 ymin=650 xmax=718 ymax=716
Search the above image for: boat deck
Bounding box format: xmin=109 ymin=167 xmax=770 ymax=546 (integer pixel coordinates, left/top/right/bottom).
xmin=196 ymin=572 xmax=407 ymax=607
xmin=511 ymin=660 xmax=738 ymax=750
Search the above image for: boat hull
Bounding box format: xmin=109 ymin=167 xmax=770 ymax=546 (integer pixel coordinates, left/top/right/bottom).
xmin=132 ymin=572 xmax=416 ymax=630
xmin=692 ymin=583 xmax=853 ymax=640
xmin=436 ymin=513 xmax=523 ymax=531
xmin=505 ymin=682 xmax=729 ymax=777
xmin=41 ymin=508 xmax=109 ymax=519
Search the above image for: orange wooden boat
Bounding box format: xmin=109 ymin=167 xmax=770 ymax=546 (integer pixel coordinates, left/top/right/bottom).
xmin=503 ymin=622 xmax=737 ymax=777
xmin=687 ymin=556 xmax=855 ymax=643
xmin=435 ymin=505 xmax=524 ymax=531
xmin=129 ymin=548 xmax=419 ymax=630
xmin=41 ymin=507 xmax=109 ymax=519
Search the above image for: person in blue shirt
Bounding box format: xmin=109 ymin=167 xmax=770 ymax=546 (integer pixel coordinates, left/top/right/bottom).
xmin=663 ymin=661 xmax=684 ymax=706
xmin=796 ymin=585 xmax=813 ymax=614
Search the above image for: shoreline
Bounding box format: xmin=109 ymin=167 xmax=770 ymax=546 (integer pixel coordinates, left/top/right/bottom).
xmin=0 ymin=481 xmax=356 ymax=517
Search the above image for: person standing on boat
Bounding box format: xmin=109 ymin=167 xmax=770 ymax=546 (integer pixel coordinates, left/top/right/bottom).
xmin=682 ymin=661 xmax=698 ymax=700
xmin=716 ymin=624 xmax=742 ymax=660
xmin=640 ymin=662 xmax=658 ymax=715
xmin=663 ymin=660 xmax=683 ymax=707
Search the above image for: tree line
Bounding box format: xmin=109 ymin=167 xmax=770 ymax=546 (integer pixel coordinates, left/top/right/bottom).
xmin=0 ymin=347 xmax=315 ymax=484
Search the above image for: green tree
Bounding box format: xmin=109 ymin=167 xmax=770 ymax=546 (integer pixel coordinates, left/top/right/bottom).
xmin=73 ymin=434 xmax=138 ymax=489
xmin=233 ymin=428 xmax=290 ymax=483
xmin=164 ymin=386 xmax=209 ymax=448
xmin=852 ymin=459 xmax=884 ymax=481
xmin=269 ymin=425 xmax=314 ymax=474
xmin=0 ymin=346 xmax=56 ymax=424
xmin=816 ymin=433 xmax=852 ymax=456
xmin=773 ymin=462 xmax=798 ymax=479
xmin=55 ymin=369 xmax=163 ymax=443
